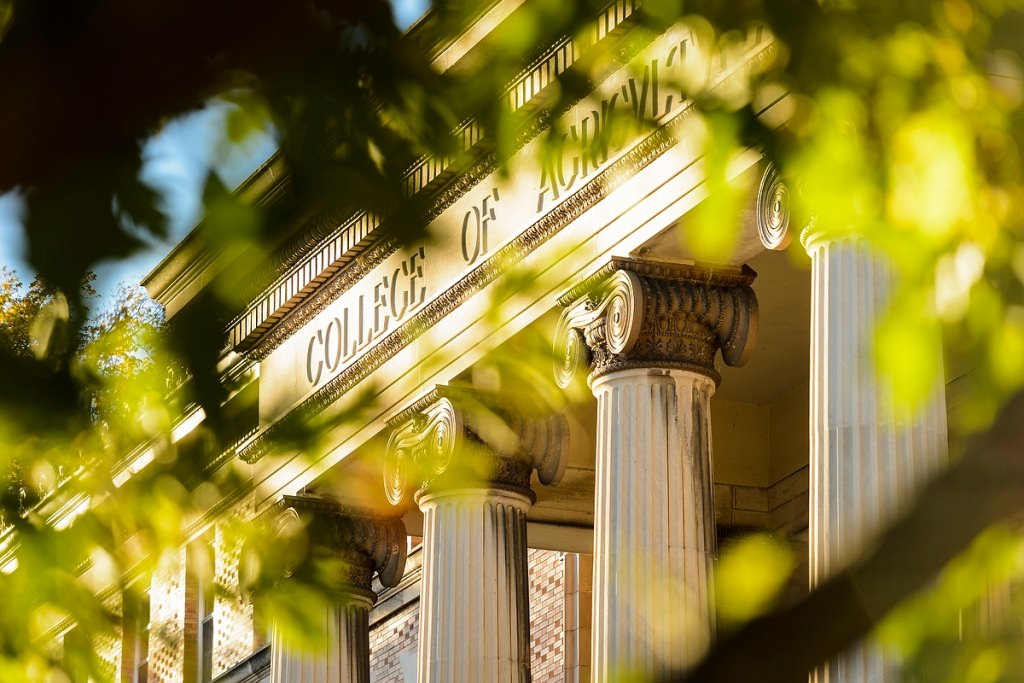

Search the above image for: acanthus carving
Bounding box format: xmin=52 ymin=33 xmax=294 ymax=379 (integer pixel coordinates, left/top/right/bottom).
xmin=383 ymin=386 xmax=568 ymax=507
xmin=555 ymin=257 xmax=758 ymax=385
xmin=272 ymin=495 xmax=407 ymax=593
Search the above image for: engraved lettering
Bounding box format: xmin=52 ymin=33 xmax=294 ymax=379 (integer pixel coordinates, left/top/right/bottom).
xmin=535 ymin=36 xmax=695 ymax=212
xmin=461 ymin=188 xmax=499 ymax=265
xmin=303 ymin=246 xmax=429 ymax=387
xmin=389 ymin=266 xmax=408 ymax=319
xmin=373 ymin=281 xmax=389 ymax=337
xmin=306 ymin=331 xmax=324 ymax=385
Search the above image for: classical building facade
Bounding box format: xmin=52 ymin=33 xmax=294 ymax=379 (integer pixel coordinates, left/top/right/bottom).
xmin=67 ymin=1 xmax=953 ymax=681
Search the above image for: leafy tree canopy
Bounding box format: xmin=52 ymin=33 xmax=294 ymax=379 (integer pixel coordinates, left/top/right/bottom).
xmin=1 ymin=0 xmax=1024 ymax=680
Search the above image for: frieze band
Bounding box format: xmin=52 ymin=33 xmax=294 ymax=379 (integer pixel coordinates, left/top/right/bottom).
xmin=234 ymin=37 xmax=777 ymax=463
xmin=229 ymin=1 xmax=646 ymax=352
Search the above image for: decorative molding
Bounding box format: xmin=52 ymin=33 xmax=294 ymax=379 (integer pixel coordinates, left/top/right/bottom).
xmin=383 ymin=386 xmax=568 ymax=507
xmin=756 ymin=162 xmax=792 ymax=251
xmin=273 ymin=495 xmax=407 ymax=592
xmin=235 ymin=37 xmax=779 ymax=462
xmin=554 ymin=256 xmax=758 ymax=384
xmin=247 ymin=235 xmax=400 ymax=360
xmin=228 ymin=2 xmax=645 ymax=351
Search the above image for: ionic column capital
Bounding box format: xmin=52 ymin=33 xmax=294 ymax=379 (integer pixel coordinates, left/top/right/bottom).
xmin=799 ymin=217 xmax=864 ymax=254
xmin=272 ymin=495 xmax=407 ymax=595
xmin=383 ymin=385 xmax=568 ymax=507
xmin=554 ymin=256 xmax=758 ymax=385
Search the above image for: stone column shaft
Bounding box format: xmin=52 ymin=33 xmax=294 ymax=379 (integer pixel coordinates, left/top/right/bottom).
xmin=806 ymin=238 xmax=947 ymax=682
xmin=591 ymin=368 xmax=716 ymax=676
xmin=418 ymin=489 xmax=532 ymax=683
xmin=267 ymin=496 xmax=406 ymax=683
xmin=385 ymin=387 xmax=568 ymax=683
xmin=556 ymin=256 xmax=758 ymax=678
xmin=271 ymin=596 xmax=372 ymax=683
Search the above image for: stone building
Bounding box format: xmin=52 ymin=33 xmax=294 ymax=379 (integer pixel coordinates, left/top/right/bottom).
xmin=84 ymin=1 xmax=951 ymax=681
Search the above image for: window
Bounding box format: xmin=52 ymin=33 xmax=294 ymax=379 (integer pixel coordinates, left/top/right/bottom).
xmin=187 ymin=536 xmax=215 ymax=683
xmin=199 ymin=570 xmax=214 ymax=683
xmin=122 ymin=586 xmax=150 ymax=683
xmin=62 ymin=626 xmax=89 ymax=683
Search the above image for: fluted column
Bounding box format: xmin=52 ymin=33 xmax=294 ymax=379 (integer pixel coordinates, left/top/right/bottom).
xmin=271 ymin=599 xmax=373 ymax=683
xmin=418 ymin=488 xmax=532 ymax=682
xmin=384 ymin=387 xmax=568 ymax=683
xmin=555 ymin=256 xmax=758 ymax=678
xmin=268 ymin=496 xmax=406 ymax=683
xmin=803 ymin=234 xmax=947 ymax=682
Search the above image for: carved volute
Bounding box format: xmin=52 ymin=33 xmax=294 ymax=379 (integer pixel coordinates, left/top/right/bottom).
xmin=383 ymin=386 xmax=568 ymax=506
xmin=554 ymin=256 xmax=758 ymax=386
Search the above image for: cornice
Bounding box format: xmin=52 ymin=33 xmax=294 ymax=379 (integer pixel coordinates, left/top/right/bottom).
xmin=142 ymin=156 xmax=289 ymax=316
xmin=228 ymin=1 xmax=645 ymax=352
xmin=235 ymin=34 xmax=779 ymax=461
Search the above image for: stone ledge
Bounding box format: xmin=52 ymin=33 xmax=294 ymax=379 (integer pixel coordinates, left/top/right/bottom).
xmin=211 ymin=644 xmax=270 ymax=683
xmin=715 ymin=466 xmax=809 ymax=534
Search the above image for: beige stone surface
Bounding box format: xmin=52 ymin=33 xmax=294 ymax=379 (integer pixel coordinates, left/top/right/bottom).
xmin=711 ymin=399 xmax=771 ymax=487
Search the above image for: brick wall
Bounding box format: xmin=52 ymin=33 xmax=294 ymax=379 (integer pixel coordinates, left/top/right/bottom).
xmin=212 ymin=496 xmax=261 ymax=678
xmin=213 ymin=519 xmax=256 ymax=678
xmin=141 ymin=495 xmax=262 ymax=683
xmin=369 ymin=602 xmax=419 ymax=682
xmin=529 ymin=548 xmax=565 ymax=682
xmin=149 ymin=547 xmax=187 ymax=683
xmin=95 ymin=593 xmax=122 ymax=680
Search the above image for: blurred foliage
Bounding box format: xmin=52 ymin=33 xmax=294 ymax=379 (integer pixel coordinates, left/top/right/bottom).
xmin=0 ymin=270 xmax=193 ymax=681
xmin=0 ymin=0 xmax=1022 ymax=680
xmin=878 ymin=525 xmax=1024 ymax=682
xmin=715 ymin=533 xmax=796 ymax=632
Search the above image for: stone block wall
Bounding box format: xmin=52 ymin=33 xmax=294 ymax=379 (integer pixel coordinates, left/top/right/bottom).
xmin=714 ymin=465 xmax=809 ymax=534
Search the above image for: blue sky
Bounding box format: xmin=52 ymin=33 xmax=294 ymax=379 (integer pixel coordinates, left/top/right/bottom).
xmin=0 ymin=0 xmax=429 ymax=310
xmin=93 ymin=103 xmax=279 ymax=302
xmin=0 ymin=97 xmax=278 ymax=307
